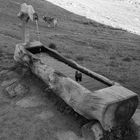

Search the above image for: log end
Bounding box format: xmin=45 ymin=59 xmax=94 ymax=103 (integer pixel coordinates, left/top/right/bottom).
xmin=103 ymin=95 xmax=138 ymax=131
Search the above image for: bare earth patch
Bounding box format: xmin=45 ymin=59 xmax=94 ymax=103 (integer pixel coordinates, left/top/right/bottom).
xmin=36 ymin=111 xmax=54 ymax=120
xmin=56 ymin=131 xmax=84 ymax=140
xmin=16 ymin=96 xmax=46 ymax=108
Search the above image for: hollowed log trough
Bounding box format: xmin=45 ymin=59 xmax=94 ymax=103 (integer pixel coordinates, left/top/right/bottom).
xmin=14 ymin=41 xmax=139 ymax=139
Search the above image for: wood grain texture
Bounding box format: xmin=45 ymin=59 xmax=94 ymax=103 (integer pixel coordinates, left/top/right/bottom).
xmin=14 ymin=43 xmax=139 ymax=130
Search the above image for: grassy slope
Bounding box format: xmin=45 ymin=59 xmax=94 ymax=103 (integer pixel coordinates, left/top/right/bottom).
xmin=0 ymin=0 xmax=139 ymax=139
xmin=1 ymin=0 xmax=140 ymax=94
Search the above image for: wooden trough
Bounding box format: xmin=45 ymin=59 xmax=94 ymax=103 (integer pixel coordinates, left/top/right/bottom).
xmin=14 ymin=41 xmax=139 ymax=139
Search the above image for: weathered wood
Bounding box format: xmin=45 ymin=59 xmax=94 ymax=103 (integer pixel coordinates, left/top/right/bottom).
xmin=17 ymin=41 xmax=114 ymax=86
xmin=40 ymin=44 xmax=114 ymax=86
xmin=14 ymin=43 xmax=139 ymax=131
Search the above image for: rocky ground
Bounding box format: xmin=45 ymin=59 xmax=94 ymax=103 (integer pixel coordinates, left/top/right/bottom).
xmin=0 ymin=0 xmax=140 ymax=139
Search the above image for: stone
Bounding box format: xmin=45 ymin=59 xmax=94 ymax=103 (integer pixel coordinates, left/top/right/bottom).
xmin=81 ymin=122 xmax=103 ymax=140
xmin=1 ymin=78 xmax=18 ymax=87
xmin=14 ymin=83 xmax=29 ymax=96
xmin=5 ymin=83 xmax=16 ymax=97
xmin=4 ymin=82 xmax=29 ymax=97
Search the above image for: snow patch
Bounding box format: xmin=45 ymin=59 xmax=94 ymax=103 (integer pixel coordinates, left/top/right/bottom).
xmin=46 ymin=0 xmax=140 ymax=35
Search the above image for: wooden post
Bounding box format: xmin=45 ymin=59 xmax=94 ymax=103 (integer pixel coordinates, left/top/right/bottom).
xmin=21 ymin=21 xmax=26 ymax=43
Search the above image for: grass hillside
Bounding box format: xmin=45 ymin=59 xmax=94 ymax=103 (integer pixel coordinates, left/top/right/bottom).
xmin=0 ymin=0 xmax=140 ymax=94
xmin=0 ymin=0 xmax=139 ymax=139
